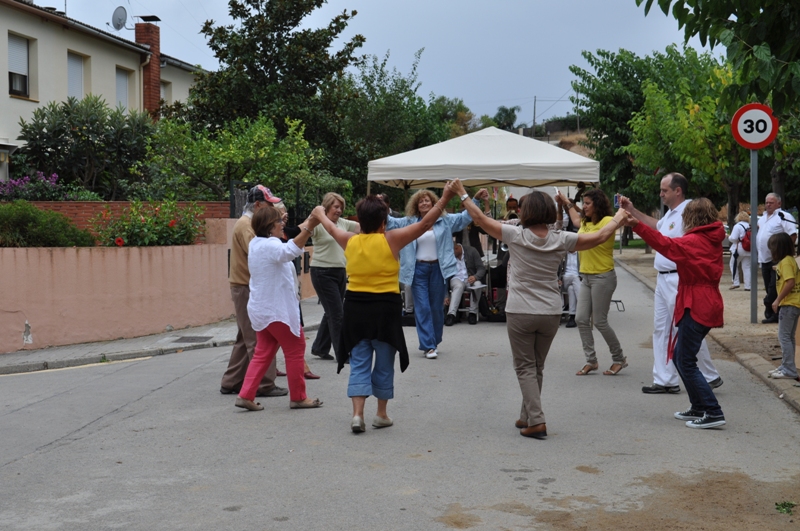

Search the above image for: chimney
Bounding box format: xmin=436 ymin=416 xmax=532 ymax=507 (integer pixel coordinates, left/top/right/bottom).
xmin=135 ymin=22 xmax=161 ymax=116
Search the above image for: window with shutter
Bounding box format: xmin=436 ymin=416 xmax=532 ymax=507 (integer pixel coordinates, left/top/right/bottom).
xmin=8 ymin=34 xmax=29 ymax=97
xmin=67 ymin=52 xmax=83 ymax=99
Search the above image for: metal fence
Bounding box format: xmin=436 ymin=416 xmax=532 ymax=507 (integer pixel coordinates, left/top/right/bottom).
xmin=228 ymin=180 xmax=314 ymax=226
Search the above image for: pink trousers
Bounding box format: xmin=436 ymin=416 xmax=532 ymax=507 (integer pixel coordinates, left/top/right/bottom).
xmin=239 ymin=322 xmax=307 ymax=402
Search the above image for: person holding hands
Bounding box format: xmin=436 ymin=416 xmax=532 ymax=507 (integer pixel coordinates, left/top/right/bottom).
xmin=387 ymin=187 xmax=489 ymax=359
xmin=621 ymin=198 xmax=727 ymax=429
xmin=558 ymin=188 xmax=627 ymax=376
xmin=235 ymin=207 xmax=323 ymax=412
xmin=448 ymin=179 xmax=627 ymax=439
xmin=310 ymin=184 xmax=459 ymax=433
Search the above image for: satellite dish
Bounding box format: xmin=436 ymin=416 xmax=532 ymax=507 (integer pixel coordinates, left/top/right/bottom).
xmin=111 ymin=6 xmax=127 ymax=31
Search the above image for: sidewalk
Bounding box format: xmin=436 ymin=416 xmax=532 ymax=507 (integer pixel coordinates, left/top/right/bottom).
xmin=0 ymin=296 xmax=324 ymax=375
xmin=615 ymin=258 xmax=800 ymax=416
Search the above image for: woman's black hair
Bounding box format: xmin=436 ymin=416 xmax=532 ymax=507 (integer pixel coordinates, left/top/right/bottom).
xmin=356 ymin=195 xmax=389 ymax=233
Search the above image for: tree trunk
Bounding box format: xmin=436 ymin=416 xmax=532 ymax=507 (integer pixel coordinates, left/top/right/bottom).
xmin=621 ymin=226 xmax=633 ymax=246
xmin=725 ymin=180 xmax=740 ymax=230
xmin=771 ymin=160 xmax=785 ymax=203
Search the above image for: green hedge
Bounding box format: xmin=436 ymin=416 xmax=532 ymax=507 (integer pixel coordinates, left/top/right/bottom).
xmin=0 ymin=200 xmax=95 ymax=247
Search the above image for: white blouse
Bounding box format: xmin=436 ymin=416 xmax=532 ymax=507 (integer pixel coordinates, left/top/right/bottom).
xmin=415 ymin=230 xmax=438 ymax=261
xmin=247 ymin=236 xmax=304 ymax=336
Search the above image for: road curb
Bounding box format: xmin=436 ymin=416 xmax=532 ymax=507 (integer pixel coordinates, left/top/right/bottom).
xmin=616 ymin=256 xmax=800 ymax=415
xmin=0 ymin=323 xmax=318 ymax=377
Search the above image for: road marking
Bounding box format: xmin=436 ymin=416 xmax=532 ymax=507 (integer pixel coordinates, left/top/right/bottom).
xmin=0 ymin=357 xmax=152 ymax=377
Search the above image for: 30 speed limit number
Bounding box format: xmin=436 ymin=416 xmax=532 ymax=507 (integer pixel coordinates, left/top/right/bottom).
xmin=731 ymin=103 xmax=779 ymax=150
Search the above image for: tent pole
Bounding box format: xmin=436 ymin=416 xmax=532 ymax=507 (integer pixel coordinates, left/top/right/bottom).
xmin=367 ymin=181 xmax=371 ymax=196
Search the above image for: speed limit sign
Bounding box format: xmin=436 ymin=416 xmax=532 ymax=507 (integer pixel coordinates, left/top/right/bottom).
xmin=731 ymin=103 xmax=779 ymax=150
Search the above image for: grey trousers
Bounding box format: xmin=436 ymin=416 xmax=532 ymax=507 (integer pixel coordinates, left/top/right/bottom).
xmin=506 ymin=313 xmax=561 ymax=427
xmin=778 ymin=305 xmax=800 ymax=378
xmin=576 ymin=270 xmax=625 ymax=365
xmin=447 ymin=277 xmax=479 ymax=315
xmin=220 ymin=284 xmax=277 ymax=393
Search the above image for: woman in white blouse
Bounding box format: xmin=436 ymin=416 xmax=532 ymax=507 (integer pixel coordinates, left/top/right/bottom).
xmin=235 ymin=206 xmax=323 ymax=411
xmin=728 ymin=210 xmax=751 ymax=290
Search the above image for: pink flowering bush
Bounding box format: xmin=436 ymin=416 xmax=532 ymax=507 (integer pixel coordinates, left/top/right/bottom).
xmin=0 ymin=172 xmax=102 ymax=201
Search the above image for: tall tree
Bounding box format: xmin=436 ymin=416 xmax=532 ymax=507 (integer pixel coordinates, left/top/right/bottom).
xmin=335 ymin=51 xmax=450 ymax=198
xmin=570 ymin=49 xmax=658 ymax=211
xmin=190 ymin=0 xmax=365 ymax=136
xmin=637 ymin=0 xmax=800 ymax=207
xmin=626 ymin=69 xmax=751 ymax=227
xmin=493 ymin=105 xmax=521 ymax=131
xmin=430 ymin=96 xmax=476 ymax=137
xmin=636 ymin=0 xmax=800 ymax=114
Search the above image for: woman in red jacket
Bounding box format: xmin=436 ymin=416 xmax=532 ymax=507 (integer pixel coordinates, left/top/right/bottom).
xmin=625 ymin=198 xmax=726 ymax=429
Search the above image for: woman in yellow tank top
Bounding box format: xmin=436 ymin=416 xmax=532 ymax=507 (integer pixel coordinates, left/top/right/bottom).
xmin=310 ymin=188 xmax=457 ymax=434
xmin=562 ymin=188 xmax=626 ymax=376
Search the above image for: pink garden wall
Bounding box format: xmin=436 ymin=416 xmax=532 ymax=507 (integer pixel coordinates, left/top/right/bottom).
xmin=0 ymin=219 xmax=317 ymax=354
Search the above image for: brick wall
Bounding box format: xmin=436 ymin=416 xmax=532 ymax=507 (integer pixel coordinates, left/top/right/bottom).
xmin=28 ymin=201 xmax=230 ymax=231
xmin=135 ymin=23 xmax=161 ymax=115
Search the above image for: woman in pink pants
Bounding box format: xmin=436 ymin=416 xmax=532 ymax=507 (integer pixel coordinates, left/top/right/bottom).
xmin=235 ymin=206 xmax=323 ymax=411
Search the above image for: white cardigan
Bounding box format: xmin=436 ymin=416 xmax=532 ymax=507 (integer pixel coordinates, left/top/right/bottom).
xmin=247 ymin=236 xmax=304 ymax=336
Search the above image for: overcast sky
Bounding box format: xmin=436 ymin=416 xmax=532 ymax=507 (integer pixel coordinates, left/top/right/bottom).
xmin=52 ymin=0 xmax=709 ymax=125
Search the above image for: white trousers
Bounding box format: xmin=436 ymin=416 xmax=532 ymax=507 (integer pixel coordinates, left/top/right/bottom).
xmin=448 ymin=277 xmax=479 ymax=315
xmin=653 ymin=272 xmax=720 ymax=387
xmin=730 ymin=251 xmax=751 ymax=289
xmin=562 ymin=274 xmax=580 ymax=315
xmin=402 ymin=282 xmax=414 ymax=312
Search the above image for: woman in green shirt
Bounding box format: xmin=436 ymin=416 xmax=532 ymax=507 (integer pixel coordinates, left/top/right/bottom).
xmin=309 ymin=193 xmax=360 ymax=362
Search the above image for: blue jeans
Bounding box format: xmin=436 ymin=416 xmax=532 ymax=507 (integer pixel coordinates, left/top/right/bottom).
xmin=348 ymin=339 xmax=396 ymax=400
xmin=674 ymin=309 xmax=723 ymax=417
xmin=778 ymin=305 xmax=800 ymax=378
xmin=412 ymin=261 xmax=447 ymax=351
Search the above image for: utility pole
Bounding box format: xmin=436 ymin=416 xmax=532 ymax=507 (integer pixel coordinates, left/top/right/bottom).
xmin=575 ymin=89 xmax=580 ymax=134
xmin=532 ymin=96 xmax=537 ymax=138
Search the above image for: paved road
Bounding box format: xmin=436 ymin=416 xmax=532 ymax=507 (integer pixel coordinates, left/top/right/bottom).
xmin=2 ymin=266 xmax=799 ymax=530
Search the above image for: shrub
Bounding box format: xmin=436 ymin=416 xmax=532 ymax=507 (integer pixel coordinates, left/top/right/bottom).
xmin=90 ymin=200 xmax=205 ymax=246
xmin=0 ymin=172 xmax=103 ymax=202
xmin=0 ymin=200 xmax=95 ymax=247
xmin=14 ymin=95 xmax=153 ymax=200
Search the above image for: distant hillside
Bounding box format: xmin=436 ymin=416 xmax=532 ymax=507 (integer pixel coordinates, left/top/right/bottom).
xmin=557 ymin=132 xmax=593 ymax=158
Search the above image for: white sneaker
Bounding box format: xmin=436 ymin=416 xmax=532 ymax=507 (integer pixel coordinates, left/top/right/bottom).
xmin=425 ymin=349 xmax=438 ymax=359
xmin=769 ymin=367 xmax=782 ymax=376
xmin=770 ymin=369 xmax=798 ymax=379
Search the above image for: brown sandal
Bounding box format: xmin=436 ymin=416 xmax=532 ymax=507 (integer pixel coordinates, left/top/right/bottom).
xmin=603 ymin=362 xmax=628 ymax=375
xmin=576 ymin=364 xmax=599 ymax=375
xmin=290 ymin=398 xmax=324 ymax=409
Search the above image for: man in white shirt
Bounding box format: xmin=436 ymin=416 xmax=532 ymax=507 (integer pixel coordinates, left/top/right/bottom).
xmin=620 ymin=173 xmax=722 ymax=394
xmin=756 ymin=193 xmax=797 ymax=323
xmin=444 ymin=243 xmax=485 ymax=326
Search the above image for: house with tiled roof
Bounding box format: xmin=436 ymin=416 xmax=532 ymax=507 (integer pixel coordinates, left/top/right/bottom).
xmin=1 ymin=0 xmax=200 ymax=175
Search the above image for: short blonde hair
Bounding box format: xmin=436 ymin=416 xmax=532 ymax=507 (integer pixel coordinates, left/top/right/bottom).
xmin=683 ymin=198 xmax=719 ymax=232
xmin=735 ymin=210 xmax=750 ymax=222
xmin=406 ymin=189 xmax=444 ymax=218
xmin=322 ymin=192 xmax=345 ymax=213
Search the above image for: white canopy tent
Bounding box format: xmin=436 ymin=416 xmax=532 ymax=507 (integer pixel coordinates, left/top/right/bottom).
xmin=367 ymin=127 xmax=599 ymax=190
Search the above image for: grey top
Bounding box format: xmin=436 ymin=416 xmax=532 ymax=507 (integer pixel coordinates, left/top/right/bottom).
xmin=501 ymin=224 xmax=578 ymax=315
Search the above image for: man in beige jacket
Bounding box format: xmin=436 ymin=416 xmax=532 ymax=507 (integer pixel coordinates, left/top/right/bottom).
xmin=220 ymin=185 xmax=288 ymax=396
